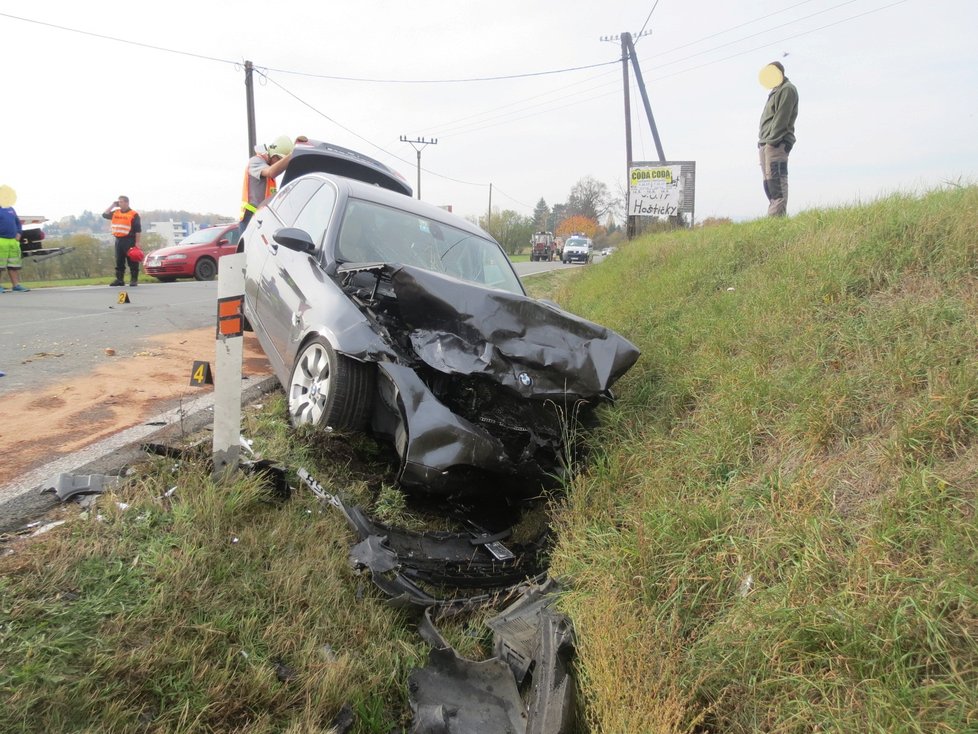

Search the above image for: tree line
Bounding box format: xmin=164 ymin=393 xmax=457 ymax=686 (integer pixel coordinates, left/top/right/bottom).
xmin=22 ymin=176 xmax=624 ymax=280
xmin=472 ymin=175 xmax=626 ymax=256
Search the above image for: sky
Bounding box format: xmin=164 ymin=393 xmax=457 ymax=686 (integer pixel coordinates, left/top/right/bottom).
xmin=3 ymin=0 xmax=977 ymax=225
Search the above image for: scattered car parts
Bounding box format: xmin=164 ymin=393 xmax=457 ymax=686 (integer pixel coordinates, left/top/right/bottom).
xmin=411 ymin=578 xmax=576 ymax=734
xmin=299 ymin=468 xmax=547 ymax=610
xmin=40 ymin=473 xmax=118 ymax=502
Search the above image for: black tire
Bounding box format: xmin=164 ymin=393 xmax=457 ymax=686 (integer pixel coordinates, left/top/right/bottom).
xmin=193 ymin=257 xmax=217 ymax=281
xmin=287 ymin=337 xmax=374 ymax=430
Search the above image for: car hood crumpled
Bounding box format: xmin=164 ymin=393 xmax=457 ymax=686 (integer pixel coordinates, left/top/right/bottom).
xmin=387 ymin=265 xmax=640 ymax=398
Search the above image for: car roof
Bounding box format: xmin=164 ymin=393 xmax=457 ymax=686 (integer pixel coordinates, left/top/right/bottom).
xmin=305 ymin=173 xmax=492 ymax=241
xmin=282 ymin=140 xmax=413 ymax=197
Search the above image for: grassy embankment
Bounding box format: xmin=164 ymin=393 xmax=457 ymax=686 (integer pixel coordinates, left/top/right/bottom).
xmin=551 ymin=185 xmax=978 ymax=732
xmin=1 ymin=186 xmax=976 ymax=732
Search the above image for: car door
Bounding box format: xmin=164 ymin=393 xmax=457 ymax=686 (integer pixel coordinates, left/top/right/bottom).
xmin=256 ymin=179 xmax=338 ymax=370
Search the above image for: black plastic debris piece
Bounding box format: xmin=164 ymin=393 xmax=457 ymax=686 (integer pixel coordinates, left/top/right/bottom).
xmin=409 ymin=647 xmax=527 ymax=734
xmin=40 ymin=473 xmax=117 ymax=502
xmin=272 ymin=657 xmax=297 ymax=683
xmin=409 ymin=579 xmax=576 ymax=734
xmin=241 ymin=459 xmax=292 ymax=501
xmin=329 ymin=703 xmax=355 ymax=734
xmin=522 ymin=610 xmax=575 ymax=734
xmin=298 ymin=468 xmax=547 ymax=609
xmin=344 ymin=504 xmax=546 ymax=589
xmin=140 ymin=442 xmax=189 ymax=459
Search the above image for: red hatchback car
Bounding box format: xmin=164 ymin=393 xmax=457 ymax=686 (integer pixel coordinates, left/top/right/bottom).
xmin=144 ymin=222 xmax=240 ymax=282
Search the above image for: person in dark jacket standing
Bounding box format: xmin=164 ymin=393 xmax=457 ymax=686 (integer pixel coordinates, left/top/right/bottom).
xmin=102 ymin=195 xmax=142 ymax=286
xmin=758 ymin=61 xmax=799 ymax=217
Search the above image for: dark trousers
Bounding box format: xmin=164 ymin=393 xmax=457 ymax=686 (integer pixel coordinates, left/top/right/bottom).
xmin=114 ymin=239 xmax=139 ymax=282
xmin=759 ymin=143 xmax=790 ymax=217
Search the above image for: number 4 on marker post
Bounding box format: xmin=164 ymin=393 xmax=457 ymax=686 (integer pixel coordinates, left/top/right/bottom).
xmin=189 ymin=360 xmax=213 ymax=386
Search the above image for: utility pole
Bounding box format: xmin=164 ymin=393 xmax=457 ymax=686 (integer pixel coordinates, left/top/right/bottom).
xmin=400 ymin=136 xmax=438 ymax=199
xmin=600 ymin=30 xmax=664 ymax=164
xmin=622 ymin=32 xmax=665 ymax=163
xmin=487 ymin=183 xmax=492 ymax=230
xmin=244 ymin=60 xmax=257 ymax=158
xmin=601 ymin=29 xmax=665 ymax=238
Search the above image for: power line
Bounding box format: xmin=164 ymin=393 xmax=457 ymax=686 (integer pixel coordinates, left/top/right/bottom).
xmin=640 ymin=0 xmax=823 ymax=57
xmin=258 ymin=71 xmax=489 ymax=190
xmin=635 ymin=0 xmax=661 ymax=41
xmin=492 ymin=186 xmax=535 ymax=210
xmin=426 ymin=70 xmax=621 ymax=139
xmin=262 ymin=59 xmax=621 ymax=84
xmin=641 ymin=0 xmax=910 ymax=81
xmin=634 ymin=0 xmax=866 ymax=72
xmin=0 ymin=11 xmax=238 ymax=67
xmin=431 ymin=0 xmax=911 ymax=141
xmin=419 ymin=0 xmax=900 ymax=141
xmin=0 ymin=10 xmax=619 ymax=85
xmin=419 ymin=67 xmax=620 ymax=138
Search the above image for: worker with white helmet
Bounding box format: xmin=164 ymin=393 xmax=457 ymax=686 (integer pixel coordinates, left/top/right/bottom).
xmin=240 ymin=134 xmax=298 ymax=231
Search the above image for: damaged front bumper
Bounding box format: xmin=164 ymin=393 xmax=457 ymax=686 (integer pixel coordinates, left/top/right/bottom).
xmin=348 ymin=264 xmax=641 ymax=494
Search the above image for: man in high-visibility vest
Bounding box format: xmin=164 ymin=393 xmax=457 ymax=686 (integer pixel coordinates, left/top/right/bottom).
xmin=102 ymin=195 xmax=142 ymax=286
xmin=240 ymin=135 xmax=296 ymax=233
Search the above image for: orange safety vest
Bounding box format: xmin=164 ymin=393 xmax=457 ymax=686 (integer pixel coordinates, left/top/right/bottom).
xmin=241 ymin=167 xmax=277 ymax=216
xmin=110 ymin=208 xmax=138 ymax=238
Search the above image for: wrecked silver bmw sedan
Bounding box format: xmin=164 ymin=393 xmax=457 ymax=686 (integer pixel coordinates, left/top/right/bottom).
xmin=241 ymin=141 xmax=639 ymax=494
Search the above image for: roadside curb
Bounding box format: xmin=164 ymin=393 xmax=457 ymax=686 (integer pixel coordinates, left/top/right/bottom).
xmin=0 ymin=374 xmax=280 ymax=533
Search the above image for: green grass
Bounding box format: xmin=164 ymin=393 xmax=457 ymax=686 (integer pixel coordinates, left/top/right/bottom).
xmin=15 ymin=277 xmax=109 ymax=289
xmin=549 ymin=186 xmax=978 ymax=732
xmin=0 ymin=401 xmax=423 ymax=733
xmin=3 ymin=186 xmax=978 ymax=731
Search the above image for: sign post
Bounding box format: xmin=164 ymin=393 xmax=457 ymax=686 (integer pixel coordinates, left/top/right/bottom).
xmin=212 ymin=253 xmax=246 ymax=477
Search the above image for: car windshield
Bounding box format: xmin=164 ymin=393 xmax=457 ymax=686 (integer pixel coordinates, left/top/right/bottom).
xmin=179 ymin=228 xmax=224 ymax=246
xmin=566 ymin=238 xmax=587 ymax=248
xmin=337 ymin=199 xmax=523 ymax=294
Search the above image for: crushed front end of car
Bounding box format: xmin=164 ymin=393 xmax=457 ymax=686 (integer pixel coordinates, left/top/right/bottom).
xmin=337 ymin=263 xmax=640 ymax=495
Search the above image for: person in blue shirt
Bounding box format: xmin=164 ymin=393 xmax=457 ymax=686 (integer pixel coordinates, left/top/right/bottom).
xmin=0 ymin=185 xmax=28 ymax=292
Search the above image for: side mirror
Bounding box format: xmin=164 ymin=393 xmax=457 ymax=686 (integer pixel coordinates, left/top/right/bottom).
xmin=273 ymin=227 xmax=316 ymax=254
xmin=218 ymin=238 xmax=230 ymax=246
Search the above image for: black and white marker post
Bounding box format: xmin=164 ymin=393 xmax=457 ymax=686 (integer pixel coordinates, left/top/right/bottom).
xmin=212 ymin=253 xmax=247 ymax=477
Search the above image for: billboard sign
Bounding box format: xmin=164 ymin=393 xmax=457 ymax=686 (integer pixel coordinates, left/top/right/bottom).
xmin=628 ymin=161 xmax=695 ymax=220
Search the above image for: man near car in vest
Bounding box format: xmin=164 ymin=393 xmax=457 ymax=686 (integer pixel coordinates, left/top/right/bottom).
xmin=758 ymin=61 xmax=799 ymax=217
xmin=239 ymin=135 xmax=297 ymax=233
xmin=103 ymin=195 xmax=142 ymax=286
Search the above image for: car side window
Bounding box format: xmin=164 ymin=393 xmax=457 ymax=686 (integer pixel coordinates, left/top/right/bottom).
xmin=290 ymin=183 xmax=337 ymax=251
xmin=226 ymin=226 xmax=241 ymax=246
xmin=269 ymin=179 xmax=323 ymax=227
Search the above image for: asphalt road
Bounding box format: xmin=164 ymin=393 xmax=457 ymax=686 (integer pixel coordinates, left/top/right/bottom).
xmin=0 ymin=280 xmax=222 ymax=395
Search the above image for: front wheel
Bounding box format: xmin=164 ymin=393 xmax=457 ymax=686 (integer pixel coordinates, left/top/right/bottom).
xmin=287 ymin=337 xmax=375 ymax=430
xmin=193 ymin=257 xmax=217 ymax=281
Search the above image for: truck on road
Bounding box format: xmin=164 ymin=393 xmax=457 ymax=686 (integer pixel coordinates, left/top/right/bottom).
xmin=530 ymin=231 xmax=556 ymax=261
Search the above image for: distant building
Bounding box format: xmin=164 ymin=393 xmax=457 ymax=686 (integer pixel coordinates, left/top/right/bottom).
xmin=149 ymin=220 xmax=199 ymax=247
